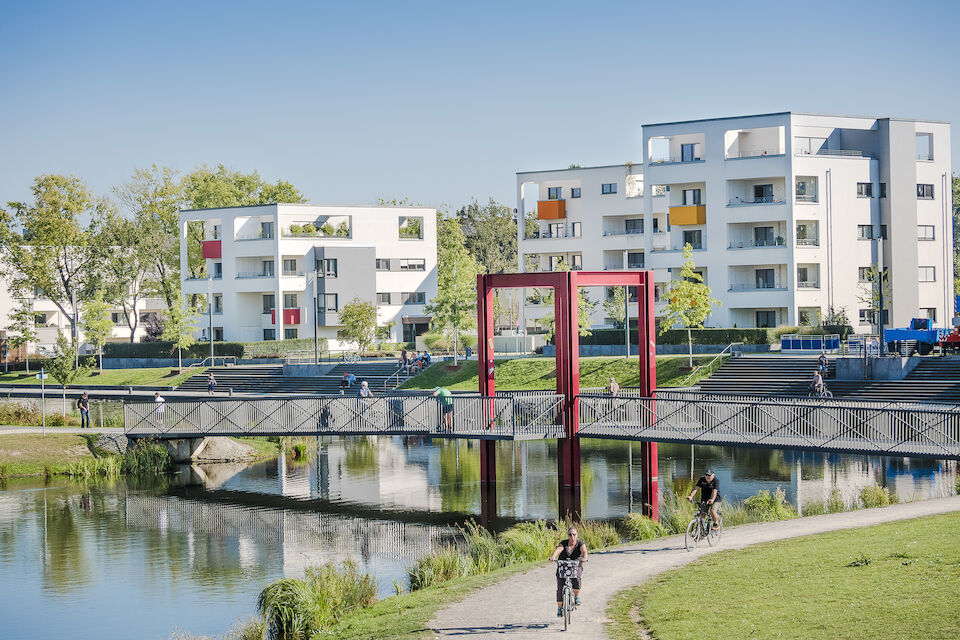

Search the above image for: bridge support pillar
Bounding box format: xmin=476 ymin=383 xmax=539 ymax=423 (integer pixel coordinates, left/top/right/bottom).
xmin=557 ymin=438 xmax=581 ymax=519
xmin=640 ymin=441 xmax=658 ymax=520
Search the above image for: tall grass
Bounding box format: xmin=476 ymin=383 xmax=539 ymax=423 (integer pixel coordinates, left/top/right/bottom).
xmin=724 ymin=486 xmax=797 ymax=525
xmin=122 ymin=439 xmax=173 ymax=475
xmin=0 ymin=463 xmax=7 ymax=481
xmin=257 ymin=560 xmax=376 ymax=639
xmin=860 ymin=483 xmax=899 ymax=508
xmin=65 ymin=457 xmax=122 ymax=479
xmin=620 ymin=513 xmax=668 ymax=541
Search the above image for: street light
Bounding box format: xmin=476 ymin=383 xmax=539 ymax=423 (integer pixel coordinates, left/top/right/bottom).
xmin=309 ymin=267 xmax=320 ymax=365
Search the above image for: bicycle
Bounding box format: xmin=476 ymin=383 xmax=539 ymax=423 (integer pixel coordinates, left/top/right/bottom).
xmin=556 ymin=559 xmax=581 ymax=630
xmin=339 ymin=352 xmax=361 ymax=364
xmin=685 ymin=499 xmax=723 ymax=551
xmin=807 ymin=384 xmax=833 ymax=399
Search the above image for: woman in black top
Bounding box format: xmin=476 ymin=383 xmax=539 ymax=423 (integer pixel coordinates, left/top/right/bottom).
xmin=549 ymin=527 xmax=588 ymax=617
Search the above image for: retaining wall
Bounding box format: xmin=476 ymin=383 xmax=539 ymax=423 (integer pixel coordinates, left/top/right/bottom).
xmin=541 ymin=344 xmax=772 ymax=357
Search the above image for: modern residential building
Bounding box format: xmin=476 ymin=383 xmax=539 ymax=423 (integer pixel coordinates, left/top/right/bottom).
xmin=517 ymin=112 xmax=953 ymax=331
xmin=179 ymin=203 xmax=437 ymax=345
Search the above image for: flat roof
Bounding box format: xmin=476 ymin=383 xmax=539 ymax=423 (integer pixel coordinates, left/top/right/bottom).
xmin=179 ymin=203 xmax=435 ymax=214
xmin=516 ymin=162 xmax=642 ymax=176
xmin=643 ymin=111 xmax=949 ymax=128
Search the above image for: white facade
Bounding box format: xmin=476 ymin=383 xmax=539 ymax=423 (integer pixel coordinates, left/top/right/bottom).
xmin=179 ymin=203 xmax=437 ymax=345
xmin=518 ymin=112 xmax=953 ymax=330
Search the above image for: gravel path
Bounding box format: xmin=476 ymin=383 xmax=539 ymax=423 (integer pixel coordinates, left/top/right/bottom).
xmin=430 ymin=495 xmax=960 ymax=639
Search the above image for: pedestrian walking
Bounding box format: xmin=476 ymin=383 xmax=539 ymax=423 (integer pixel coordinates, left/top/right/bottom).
xmin=207 ymin=372 xmax=217 ymax=395
xmin=77 ymin=392 xmax=90 ymax=429
xmin=154 ymin=392 xmax=166 ymax=422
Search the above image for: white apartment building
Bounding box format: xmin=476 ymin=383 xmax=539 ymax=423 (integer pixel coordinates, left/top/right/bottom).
xmin=179 ymin=204 xmax=437 ymax=345
xmin=517 ymin=112 xmax=953 ymax=330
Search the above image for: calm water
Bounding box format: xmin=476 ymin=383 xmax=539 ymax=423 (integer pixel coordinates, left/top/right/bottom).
xmin=1 ymin=437 xmax=956 ymax=640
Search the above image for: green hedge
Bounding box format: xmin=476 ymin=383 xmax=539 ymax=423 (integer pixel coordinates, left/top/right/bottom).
xmin=103 ymin=337 xmax=329 ymax=360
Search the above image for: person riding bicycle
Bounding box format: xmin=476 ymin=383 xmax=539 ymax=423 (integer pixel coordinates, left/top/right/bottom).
xmin=811 ymin=369 xmax=825 ymax=395
xmin=687 ymin=468 xmax=721 ymax=530
xmin=549 ymin=527 xmax=588 ymax=617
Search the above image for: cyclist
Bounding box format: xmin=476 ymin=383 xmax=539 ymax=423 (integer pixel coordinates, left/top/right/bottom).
xmin=549 ymin=527 xmax=588 ymax=617
xmin=686 ymin=468 xmax=721 ymax=530
xmin=811 ymin=369 xmax=825 ymax=396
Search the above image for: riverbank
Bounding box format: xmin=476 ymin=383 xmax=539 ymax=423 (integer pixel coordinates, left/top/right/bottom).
xmin=608 ymin=511 xmax=960 ymax=640
xmin=399 ymin=356 xmax=717 ymax=391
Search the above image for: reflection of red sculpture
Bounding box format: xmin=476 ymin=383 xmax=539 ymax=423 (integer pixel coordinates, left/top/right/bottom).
xmin=476 ymin=271 xmax=659 ymax=520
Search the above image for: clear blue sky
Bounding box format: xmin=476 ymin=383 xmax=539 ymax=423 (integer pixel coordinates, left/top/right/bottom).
xmin=1 ymin=0 xmax=958 ymax=211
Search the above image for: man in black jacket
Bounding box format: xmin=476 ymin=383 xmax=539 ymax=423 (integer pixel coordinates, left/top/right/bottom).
xmin=687 ymin=468 xmax=721 ymax=530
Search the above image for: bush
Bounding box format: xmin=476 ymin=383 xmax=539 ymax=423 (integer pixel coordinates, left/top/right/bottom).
xmin=103 ymin=337 xmax=328 ymax=360
xmin=801 ymin=501 xmax=826 ymax=516
xmin=122 ymin=439 xmax=173 ymax=475
xmin=407 ymin=546 xmax=475 ymax=591
xmin=302 ymin=223 xmax=317 ymax=234
xmin=658 ymin=490 xmax=696 ymax=534
xmin=258 ymin=560 xmax=377 ymax=638
xmin=620 ymin=513 xmax=668 ymax=541
xmin=65 ymin=457 xmax=122 ymax=479
xmin=739 ymin=487 xmax=797 ymax=522
xmin=860 ymin=483 xmax=899 ymax=508
xmin=288 ymin=224 xmax=302 ymax=235
xmin=827 ymin=489 xmax=847 ymax=513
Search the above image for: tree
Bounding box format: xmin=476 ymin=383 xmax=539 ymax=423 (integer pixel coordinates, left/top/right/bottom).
xmin=82 ymin=291 xmax=113 ymax=373
xmin=161 ymin=292 xmax=199 ymax=372
xmin=659 ymin=244 xmax=721 ymax=367
xmin=48 ymin=333 xmax=88 ymax=416
xmin=538 ymin=259 xmax=597 ymax=339
xmin=953 ymin=174 xmax=959 ymax=294
xmin=0 ymin=175 xmax=106 ymax=359
xmin=427 ymin=216 xmax=479 ymax=364
xmin=338 ymin=298 xmax=378 ymax=355
xmin=603 ymin=286 xmax=627 ymax=330
xmin=856 ymin=265 xmax=891 ymax=332
xmin=7 ymin=300 xmax=38 ymax=373
xmin=113 ymin=165 xmax=183 ymax=310
xmin=456 ymin=198 xmax=518 ymax=274
xmin=93 ymin=210 xmax=153 ymax=341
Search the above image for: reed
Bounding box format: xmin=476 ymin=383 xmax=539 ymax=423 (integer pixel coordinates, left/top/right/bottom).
xmin=860 ymin=483 xmax=899 ymax=508
xmin=122 ymin=439 xmax=173 ymax=475
xmin=620 ymin=513 xmax=667 ymax=541
xmin=65 ymin=457 xmax=122 ymax=479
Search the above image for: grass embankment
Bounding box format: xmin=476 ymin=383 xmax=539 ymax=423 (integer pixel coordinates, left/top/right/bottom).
xmin=607 ymin=512 xmax=960 ymax=640
xmin=0 ymin=367 xmax=206 ymax=388
xmin=399 ymin=356 xmax=718 ymax=391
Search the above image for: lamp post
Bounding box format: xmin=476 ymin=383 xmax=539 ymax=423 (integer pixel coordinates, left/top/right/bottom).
xmin=207 ymin=277 xmax=214 ymax=360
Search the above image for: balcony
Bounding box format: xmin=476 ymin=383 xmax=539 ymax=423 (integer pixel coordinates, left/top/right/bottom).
xmin=729 ymin=282 xmax=787 ymax=292
xmin=797 ymin=281 xmax=820 ymax=289
xmin=727 ymin=197 xmax=786 ymax=207
xmin=725 ymin=149 xmax=785 ymax=159
xmin=529 ymin=229 xmax=575 ymax=239
xmin=236 ymin=271 xmax=274 ymax=279
xmin=668 ymin=205 xmax=706 ymax=226
xmin=728 ymin=239 xmax=786 ymax=249
xmin=269 ymin=308 xmax=302 ymax=325
xmin=201 ymin=240 xmax=222 ymax=259
xmin=649 ymin=155 xmax=703 ymax=165
xmin=796 ymin=237 xmax=819 ymax=247
xmin=537 ymin=200 xmax=566 ymax=220
xmin=236 ymin=231 xmax=273 ymax=241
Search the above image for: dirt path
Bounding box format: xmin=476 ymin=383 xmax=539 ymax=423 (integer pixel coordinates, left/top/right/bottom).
xmin=430 ymin=495 xmax=960 ymax=639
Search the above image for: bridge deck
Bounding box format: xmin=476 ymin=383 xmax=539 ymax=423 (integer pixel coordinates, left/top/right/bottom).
xmin=124 ymin=392 xmax=960 ymax=459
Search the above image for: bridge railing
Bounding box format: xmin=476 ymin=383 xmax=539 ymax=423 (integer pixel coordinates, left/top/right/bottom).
xmin=577 ymin=393 xmax=960 ymax=459
xmin=124 ymin=393 xmax=565 ymax=440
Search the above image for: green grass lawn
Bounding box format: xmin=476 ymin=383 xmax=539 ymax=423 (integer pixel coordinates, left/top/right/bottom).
xmin=607 ymin=512 xmax=960 ymax=640
xmin=0 ymin=367 xmax=206 ymax=388
xmin=399 ymin=356 xmax=718 ymax=391
xmin=0 ymin=433 xmax=98 ymax=476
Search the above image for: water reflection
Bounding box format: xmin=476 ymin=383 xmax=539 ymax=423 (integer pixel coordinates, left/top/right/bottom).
xmin=0 ymin=436 xmax=956 ymax=640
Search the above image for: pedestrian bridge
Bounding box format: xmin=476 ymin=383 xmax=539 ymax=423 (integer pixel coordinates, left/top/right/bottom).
xmin=124 ymin=391 xmax=960 ymax=460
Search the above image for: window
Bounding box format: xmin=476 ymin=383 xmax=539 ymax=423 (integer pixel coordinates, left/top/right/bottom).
xmin=262 ymin=294 xmax=275 ymax=314
xmin=755 ymin=310 xmax=776 ymax=328
xmin=627 ymin=252 xmax=644 ymax=269
xmin=754 ymin=226 xmax=774 ymax=247
xmin=284 ymin=328 xmax=297 ymax=340
xmin=652 ymin=218 xmax=660 ymax=233
xmin=262 ymin=260 xmax=275 ymax=276
xmin=652 ymin=184 xmax=668 ymax=197
xmin=111 ymin=312 xmax=125 ymax=326
xmin=753 ymin=184 xmax=774 ymax=203
xmin=916 ymin=133 xmax=933 ymax=161
xmin=570 ymin=254 xmax=583 ymax=269
xmin=857 ymin=225 xmax=874 ymax=240
xmin=398 ymin=216 xmax=423 ymax=239
xmin=858 ymin=309 xmax=873 ymax=324
xmin=653 ymin=284 xmax=663 ymax=302
xmin=625 ymin=218 xmax=643 ymax=234
xmin=213 ymin=262 xmax=223 ymax=278
xmin=921 ymin=307 xmax=937 ymax=322
xmin=549 ymin=255 xmax=563 ymax=271
xmin=283 ymin=293 xmax=298 ymax=309
xmin=263 ymin=329 xmax=276 ymax=340
xmin=795 ymin=176 xmax=818 ymax=202
xmin=211 ymin=224 xmax=221 ymax=240
xmin=548 ymin=187 xmax=562 ymax=200
xmin=571 ymin=222 xmax=582 ymax=237
xmin=601 ymin=183 xmax=617 ymax=195
xmin=798 ymin=308 xmax=818 ymax=326
xmin=376 ymin=258 xmax=391 ymax=271
xmin=283 ymin=258 xmax=298 ymax=275
xmin=213 ymin=327 xmax=224 ymax=341
xmin=919 ymin=266 xmax=936 ymax=282
xmin=917 ymin=184 xmax=934 ymax=199
xmin=399 ymin=258 xmax=426 ymax=271
xmin=685 ymin=269 xmax=704 ymax=284
xmin=323 ymin=258 xmax=337 ymax=277
xmin=857 ymin=183 xmax=873 ymax=198
xmin=548 ymin=222 xmax=563 ymax=238
xmin=796 ymin=222 xmax=818 ymax=245
xmin=377 ymin=292 xmax=392 ymax=305
xmin=34 ymin=313 xmax=47 ymax=326
xmin=682 ymin=189 xmax=702 ymax=206
xmin=324 ymin=294 xmax=338 ymax=312
xmin=683 ymin=229 xmax=702 ymax=250
xmin=403 ymin=291 xmax=426 ymax=305
xmin=681 ymin=143 xmax=698 ymax=162
xmin=879 ymin=183 xmax=887 ymax=198
xmin=918 ymin=225 xmax=936 ymax=240
xmin=880 ymin=225 xmax=887 ymax=239
xmin=797 ymin=266 xmax=809 ymax=282
xmin=571 ymin=187 xmax=581 ymax=198
xmin=213 ymin=294 xmax=223 ymax=313
xmin=260 ymin=221 xmax=274 ymax=239
xmin=858 ymin=267 xmax=873 ymax=282
xmin=755 ymin=269 xmax=775 ymax=289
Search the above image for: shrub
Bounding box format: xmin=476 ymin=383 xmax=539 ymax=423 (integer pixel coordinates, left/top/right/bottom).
xmin=860 ymin=483 xmax=899 ymax=508
xmin=574 ymin=327 xmax=774 ymax=346
xmin=302 ymin=223 xmax=317 ymax=234
xmin=620 ymin=513 xmax=668 ymax=541
xmin=122 ymin=439 xmax=173 ymax=475
xmin=407 ymin=546 xmax=475 ymax=591
xmin=739 ymin=486 xmax=797 ymax=522
xmin=568 ymin=519 xmax=620 ymax=550
xmin=497 ymin=520 xmax=557 ymax=563
xmin=0 ymin=401 xmax=43 ymax=426
xmin=288 ymin=224 xmax=302 ymax=235
xmin=290 ymin=443 xmax=308 ymax=460
xmin=0 ymin=463 xmax=7 ymax=481
xmin=801 ymin=501 xmax=826 ymax=516
xmin=827 ymin=489 xmax=847 ymax=513
xmin=258 ymin=560 xmax=376 ymax=638
xmin=658 ymin=490 xmax=696 ymax=534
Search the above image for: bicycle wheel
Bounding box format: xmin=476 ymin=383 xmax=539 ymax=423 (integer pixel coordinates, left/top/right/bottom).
xmin=707 ymin=515 xmax=723 ymax=546
xmin=563 ymin=586 xmax=572 ymax=630
xmin=824 ymin=390 xmax=833 ymax=399
xmin=685 ymin=518 xmax=700 ymax=551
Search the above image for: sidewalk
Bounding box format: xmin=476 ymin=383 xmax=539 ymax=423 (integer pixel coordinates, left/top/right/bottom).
xmin=429 ymin=495 xmax=960 ymax=639
xmin=0 ymin=426 xmax=124 ymax=435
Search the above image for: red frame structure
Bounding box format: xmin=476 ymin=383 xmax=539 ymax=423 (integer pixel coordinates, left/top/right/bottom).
xmin=477 ymin=271 xmax=659 ymax=519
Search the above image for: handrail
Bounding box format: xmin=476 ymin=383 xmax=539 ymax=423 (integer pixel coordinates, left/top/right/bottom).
xmin=678 ymin=342 xmax=742 ymax=387
xmin=188 ymin=355 xmax=238 ymax=368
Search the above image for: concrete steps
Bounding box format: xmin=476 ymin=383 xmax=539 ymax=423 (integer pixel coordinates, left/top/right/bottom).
xmin=177 ymin=361 xmax=410 ymax=395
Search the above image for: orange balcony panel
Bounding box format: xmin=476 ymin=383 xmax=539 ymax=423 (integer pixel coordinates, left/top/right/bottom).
xmin=269 ymin=308 xmax=301 ymax=325
xmin=537 ymin=199 xmax=566 ymax=220
xmin=201 ymin=240 xmax=222 ymax=259
xmin=668 ymin=205 xmax=706 ymax=226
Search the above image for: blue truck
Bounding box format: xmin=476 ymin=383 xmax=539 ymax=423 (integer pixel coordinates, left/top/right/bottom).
xmin=884 ymin=318 xmax=949 ymax=356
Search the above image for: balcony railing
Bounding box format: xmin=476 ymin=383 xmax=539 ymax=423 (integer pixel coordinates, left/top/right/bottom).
xmin=728 ymin=239 xmax=785 ymax=249
xmin=795 ymin=149 xmax=869 ymax=158
xmin=236 ymin=232 xmax=273 ymax=241
xmin=529 ymin=230 xmax=577 ymax=239
xmin=282 ymin=270 xmax=305 ymax=277
xmin=651 ymin=243 xmax=703 ymax=253
xmin=236 ymin=271 xmax=274 ymax=279
xmin=649 ymin=154 xmax=703 ymax=165
xmin=602 ymin=229 xmax=644 ymax=237
xmin=797 ymin=281 xmax=820 ymax=289
xmin=917 ymin=153 xmax=934 ymax=161
xmin=729 ymin=282 xmax=786 ymax=291
xmin=725 ymin=149 xmax=784 ymax=159
xmin=796 ymin=194 xmax=818 ymax=203
xmin=727 ymin=197 xmax=786 ymax=206
xmin=796 ymin=237 xmax=819 ymax=246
